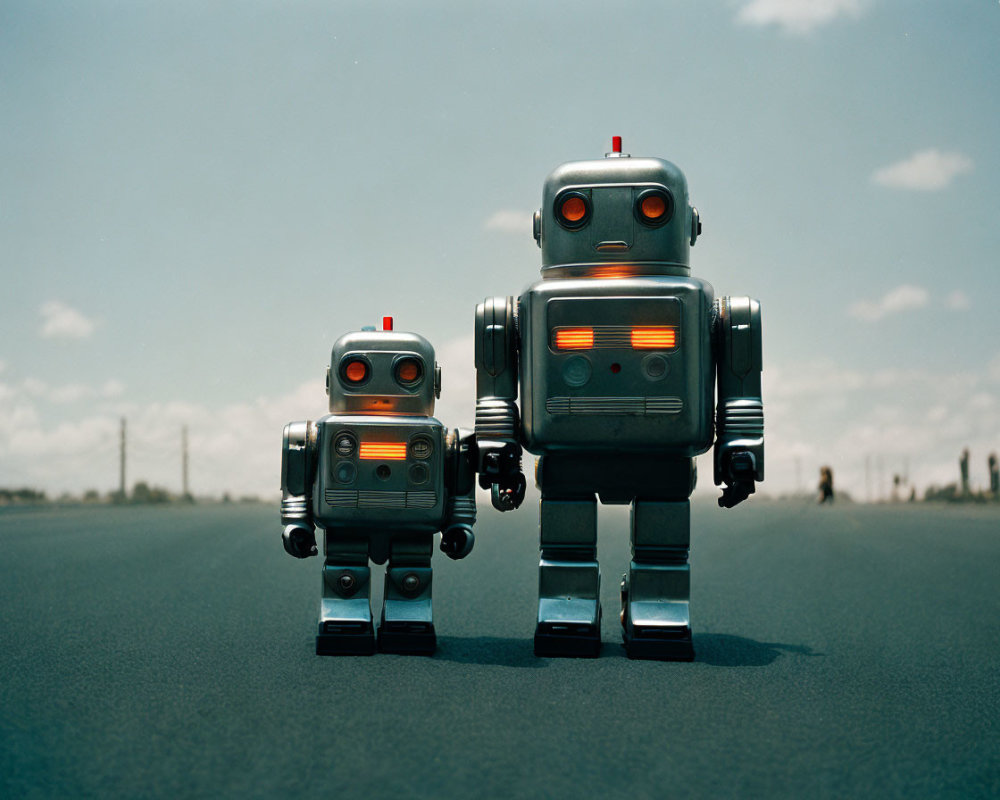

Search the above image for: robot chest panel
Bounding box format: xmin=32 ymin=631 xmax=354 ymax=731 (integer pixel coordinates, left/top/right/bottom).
xmin=314 ymin=416 xmax=446 ymax=529
xmin=520 ymin=288 xmax=714 ymax=453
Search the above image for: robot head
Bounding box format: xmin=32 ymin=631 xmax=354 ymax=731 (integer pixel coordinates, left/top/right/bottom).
xmin=327 ymin=317 xmax=440 ymax=416
xmin=533 ymin=137 xmax=701 ymax=278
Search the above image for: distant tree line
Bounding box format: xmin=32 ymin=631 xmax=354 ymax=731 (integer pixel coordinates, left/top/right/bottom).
xmin=0 ymin=484 xmax=261 ymax=506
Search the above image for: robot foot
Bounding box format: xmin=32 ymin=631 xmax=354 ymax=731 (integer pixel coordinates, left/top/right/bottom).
xmin=533 ymin=611 xmax=603 ymax=659
xmin=377 ymin=621 xmax=437 ymax=656
xmin=623 ymin=627 xmax=694 ymax=662
xmin=316 ymin=621 xmax=376 ymax=656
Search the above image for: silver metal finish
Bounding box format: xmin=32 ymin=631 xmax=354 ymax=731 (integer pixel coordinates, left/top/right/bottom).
xmin=281 ymin=326 xmax=477 ymax=656
xmin=474 ymin=141 xmax=764 ymax=660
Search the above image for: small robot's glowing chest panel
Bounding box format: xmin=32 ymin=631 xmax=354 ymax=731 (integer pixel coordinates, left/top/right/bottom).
xmin=313 ymin=416 xmax=446 ymax=530
xmin=520 ymin=281 xmax=715 ymax=455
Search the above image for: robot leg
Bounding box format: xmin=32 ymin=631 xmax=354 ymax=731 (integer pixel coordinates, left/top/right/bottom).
xmin=317 ymin=531 xmax=375 ymax=656
xmin=378 ymin=532 xmax=436 ymax=655
xmin=534 ymin=492 xmax=601 ymax=658
xmin=621 ymin=500 xmax=694 ymax=661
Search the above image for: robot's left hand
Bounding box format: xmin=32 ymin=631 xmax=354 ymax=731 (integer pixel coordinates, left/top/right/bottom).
xmin=491 ymin=472 xmax=526 ymax=512
xmin=282 ymin=524 xmax=318 ymax=558
xmin=440 ymin=525 xmax=475 ymax=560
xmin=718 ymin=451 xmax=757 ymax=509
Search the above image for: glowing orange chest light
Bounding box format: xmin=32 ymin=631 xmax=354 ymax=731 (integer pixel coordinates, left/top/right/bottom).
xmin=553 ymin=326 xmax=678 ymax=350
xmin=630 ymin=327 xmax=676 ymax=349
xmin=359 ymin=442 xmax=407 ymax=460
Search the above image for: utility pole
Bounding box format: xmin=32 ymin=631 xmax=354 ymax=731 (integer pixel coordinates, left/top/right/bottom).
xmin=119 ymin=417 xmax=127 ymax=500
xmin=181 ymin=425 xmax=190 ymax=499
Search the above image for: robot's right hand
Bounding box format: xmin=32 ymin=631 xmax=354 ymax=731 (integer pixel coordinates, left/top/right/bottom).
xmin=282 ymin=524 xmax=318 ymax=559
xmin=491 ymin=472 xmax=526 ymax=512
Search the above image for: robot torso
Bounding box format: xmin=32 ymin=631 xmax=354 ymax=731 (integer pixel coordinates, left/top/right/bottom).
xmin=313 ymin=414 xmax=448 ymax=532
xmin=519 ymin=275 xmax=716 ymax=456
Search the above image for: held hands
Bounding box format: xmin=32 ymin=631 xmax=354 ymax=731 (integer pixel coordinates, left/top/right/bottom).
xmin=477 ymin=441 xmax=526 ymax=512
xmin=718 ymin=450 xmax=757 ymax=509
xmin=282 ymin=523 xmax=318 ymax=558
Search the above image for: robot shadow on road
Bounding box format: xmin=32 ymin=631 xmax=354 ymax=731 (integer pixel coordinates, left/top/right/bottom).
xmin=692 ymin=634 xmax=822 ymax=668
xmin=429 ymin=633 xmax=820 ymax=668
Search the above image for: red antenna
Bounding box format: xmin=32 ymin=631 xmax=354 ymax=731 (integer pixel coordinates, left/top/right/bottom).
xmin=383 ymin=316 xmax=393 ymax=331
xmin=612 ymin=136 xmax=622 ymax=153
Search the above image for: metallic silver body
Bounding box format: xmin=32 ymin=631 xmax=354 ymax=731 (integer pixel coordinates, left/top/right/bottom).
xmin=475 ymin=144 xmax=764 ymax=660
xmin=519 ymin=275 xmax=715 ymax=454
xmin=281 ymin=328 xmax=476 ymax=656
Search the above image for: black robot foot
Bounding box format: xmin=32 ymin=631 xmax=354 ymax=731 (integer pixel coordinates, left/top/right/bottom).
xmin=534 ymin=620 xmax=602 ymax=658
xmin=377 ymin=621 xmax=437 ymax=656
xmin=316 ymin=621 xmax=376 ymax=656
xmin=623 ymin=627 xmax=695 ymax=662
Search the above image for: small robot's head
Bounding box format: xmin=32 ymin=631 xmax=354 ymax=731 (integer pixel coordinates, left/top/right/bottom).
xmin=533 ymin=136 xmax=701 ymax=278
xmin=327 ymin=317 xmax=440 ymax=416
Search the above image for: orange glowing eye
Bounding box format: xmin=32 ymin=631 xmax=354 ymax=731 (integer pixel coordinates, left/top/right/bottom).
xmin=394 ymin=358 xmax=422 ymax=385
xmin=631 ymin=327 xmax=676 ymax=349
xmin=343 ymin=360 xmax=368 ymax=383
xmin=359 ymin=442 xmax=407 ymax=460
xmin=555 ymin=328 xmax=594 ymax=349
xmin=561 ymin=197 xmax=586 ymax=222
xmin=635 ymin=190 xmax=672 ymax=227
xmin=640 ymin=195 xmax=666 ymax=219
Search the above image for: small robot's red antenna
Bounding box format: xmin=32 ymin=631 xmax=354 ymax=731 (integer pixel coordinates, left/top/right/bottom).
xmin=383 ymin=316 xmax=394 ymax=331
xmin=612 ymin=136 xmax=622 ymax=153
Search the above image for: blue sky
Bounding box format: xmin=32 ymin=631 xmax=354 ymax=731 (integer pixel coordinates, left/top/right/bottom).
xmin=2 ymin=0 xmax=998 ymax=499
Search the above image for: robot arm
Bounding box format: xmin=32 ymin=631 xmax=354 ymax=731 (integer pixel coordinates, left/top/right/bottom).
xmin=714 ymin=297 xmax=764 ymax=508
xmin=280 ymin=421 xmax=319 ymax=558
xmin=439 ymin=428 xmax=478 ymax=560
xmin=475 ymin=295 xmax=526 ymax=511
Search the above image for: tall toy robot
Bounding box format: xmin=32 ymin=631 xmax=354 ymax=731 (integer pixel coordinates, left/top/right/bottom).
xmin=475 ymin=138 xmax=763 ymax=660
xmin=281 ymin=318 xmax=477 ymax=656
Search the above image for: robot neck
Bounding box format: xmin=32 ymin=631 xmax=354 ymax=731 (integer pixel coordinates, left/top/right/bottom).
xmin=541 ymin=262 xmax=691 ymax=280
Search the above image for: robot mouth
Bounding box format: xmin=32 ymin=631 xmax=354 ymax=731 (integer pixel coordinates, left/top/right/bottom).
xmin=595 ymin=241 xmax=631 ymax=252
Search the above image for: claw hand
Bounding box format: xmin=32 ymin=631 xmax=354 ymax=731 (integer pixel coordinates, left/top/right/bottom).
xmin=440 ymin=525 xmax=475 ymax=560
xmin=718 ymin=451 xmax=756 ymax=509
xmin=282 ymin=524 xmax=318 ymax=558
xmin=491 ymin=473 xmax=526 ymax=512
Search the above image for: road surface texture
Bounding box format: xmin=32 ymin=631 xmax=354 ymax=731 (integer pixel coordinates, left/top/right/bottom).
xmin=1 ymin=499 xmax=998 ymax=798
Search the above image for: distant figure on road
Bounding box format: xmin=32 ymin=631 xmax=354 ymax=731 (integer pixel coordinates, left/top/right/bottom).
xmin=960 ymin=448 xmax=970 ymax=496
xmin=818 ymin=466 xmax=834 ymax=504
xmin=989 ymin=452 xmax=999 ymax=500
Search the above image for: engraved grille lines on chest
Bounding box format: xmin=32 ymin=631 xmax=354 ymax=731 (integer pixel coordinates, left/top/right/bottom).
xmin=545 ymin=396 xmax=684 ymax=415
xmin=324 ymin=489 xmax=438 ymax=508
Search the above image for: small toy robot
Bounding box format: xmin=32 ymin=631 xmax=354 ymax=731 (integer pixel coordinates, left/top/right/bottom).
xmin=281 ymin=318 xmax=477 ymax=656
xmin=475 ymin=137 xmax=764 ymax=660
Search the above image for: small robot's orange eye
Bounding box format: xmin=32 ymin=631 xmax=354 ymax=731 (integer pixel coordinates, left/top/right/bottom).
xmin=394 ymin=358 xmax=423 ymax=386
xmin=343 ymin=360 xmax=368 ymax=383
xmin=561 ymin=197 xmax=586 ymax=222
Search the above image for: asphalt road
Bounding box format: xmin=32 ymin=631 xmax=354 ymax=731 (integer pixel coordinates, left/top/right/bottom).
xmin=1 ymin=498 xmax=998 ymax=798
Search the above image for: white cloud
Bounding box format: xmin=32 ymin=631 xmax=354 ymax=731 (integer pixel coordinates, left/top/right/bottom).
xmin=102 ymin=379 xmax=126 ymax=398
xmin=0 ymin=359 xmax=5 ymax=375
xmin=871 ymin=149 xmax=973 ymax=191
xmin=736 ymin=0 xmax=864 ymax=35
xmin=40 ymin=301 xmax=97 ymax=340
xmin=485 ymin=210 xmax=531 ymax=235
xmin=848 ymin=284 xmax=929 ymax=321
xmin=945 ymin=289 xmax=971 ymax=311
